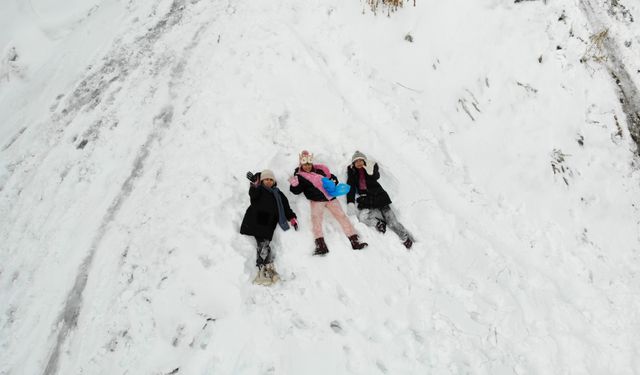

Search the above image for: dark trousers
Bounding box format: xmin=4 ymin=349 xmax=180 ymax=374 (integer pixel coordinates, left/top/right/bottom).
xmin=255 ymin=237 xmax=272 ymax=267
xmin=357 ymin=205 xmax=412 ymax=241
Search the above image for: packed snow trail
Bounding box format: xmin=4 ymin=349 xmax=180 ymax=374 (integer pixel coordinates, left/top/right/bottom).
xmin=578 ymin=0 xmax=640 ymax=151
xmin=1 ymin=0 xmax=640 ymax=374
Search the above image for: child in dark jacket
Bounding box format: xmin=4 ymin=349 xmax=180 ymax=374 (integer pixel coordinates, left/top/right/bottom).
xmin=346 ymin=151 xmax=414 ymax=249
xmin=289 ymin=150 xmax=367 ymax=255
xmin=240 ymin=169 xmax=298 ymax=285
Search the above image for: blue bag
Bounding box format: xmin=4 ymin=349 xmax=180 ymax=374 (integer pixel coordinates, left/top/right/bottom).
xmin=322 ymin=177 xmax=351 ymax=197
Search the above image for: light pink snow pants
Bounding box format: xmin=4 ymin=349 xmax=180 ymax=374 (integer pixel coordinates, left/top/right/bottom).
xmin=310 ymin=200 xmax=355 ymax=239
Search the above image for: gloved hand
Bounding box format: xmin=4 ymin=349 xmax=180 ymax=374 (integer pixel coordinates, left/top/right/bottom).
xmin=290 ymin=218 xmax=298 ymax=230
xmin=364 ymin=161 xmax=375 ymax=175
xmin=246 ymin=171 xmax=255 ymax=182
xmin=289 ymin=175 xmax=299 ymax=187
xmin=347 ymin=203 xmax=357 ymax=216
xmin=356 ymin=194 xmax=367 ymax=204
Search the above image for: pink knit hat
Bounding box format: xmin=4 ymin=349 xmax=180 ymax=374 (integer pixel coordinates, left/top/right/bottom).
xmin=299 ymin=150 xmax=313 ymax=165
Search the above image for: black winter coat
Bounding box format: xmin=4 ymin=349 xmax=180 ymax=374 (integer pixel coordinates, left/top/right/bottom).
xmin=240 ymin=182 xmax=296 ymax=240
xmin=289 ymin=165 xmax=338 ymax=202
xmin=346 ymin=163 xmax=392 ymax=209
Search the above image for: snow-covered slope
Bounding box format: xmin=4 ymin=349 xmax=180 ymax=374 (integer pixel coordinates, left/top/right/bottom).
xmin=1 ymin=0 xmax=639 ymax=374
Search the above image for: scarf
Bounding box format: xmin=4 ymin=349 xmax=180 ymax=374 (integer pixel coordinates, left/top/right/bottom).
xmin=357 ymin=167 xmax=367 ymax=191
xmin=264 ymin=185 xmax=290 ymax=231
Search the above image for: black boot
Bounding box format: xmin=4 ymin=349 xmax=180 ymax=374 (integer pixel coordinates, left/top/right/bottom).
xmin=348 ymin=234 xmax=368 ymax=250
xmin=314 ymin=237 xmax=329 ymax=256
xmin=375 ymin=219 xmax=387 ymax=234
xmin=402 ymin=237 xmax=413 ymax=250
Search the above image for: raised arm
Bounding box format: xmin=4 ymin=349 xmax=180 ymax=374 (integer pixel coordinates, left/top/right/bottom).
xmin=247 ymin=171 xmax=262 ymax=201
xmin=370 ymin=163 xmax=380 ymax=180
xmin=248 ymin=182 xmax=262 ymax=202
xmin=289 ymin=169 xmax=303 ymax=195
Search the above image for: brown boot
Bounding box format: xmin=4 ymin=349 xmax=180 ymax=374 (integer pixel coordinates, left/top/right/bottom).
xmin=265 ymin=263 xmax=280 ymax=283
xmin=253 ymin=266 xmax=272 ymax=286
xmin=375 ymin=219 xmax=387 ymax=234
xmin=348 ymin=234 xmax=368 ymax=250
xmin=402 ymin=237 xmax=413 ymax=250
xmin=313 ymin=237 xmax=329 ymax=256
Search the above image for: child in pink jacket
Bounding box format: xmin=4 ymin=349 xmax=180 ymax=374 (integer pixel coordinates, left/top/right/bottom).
xmin=289 ymin=150 xmax=367 ymax=255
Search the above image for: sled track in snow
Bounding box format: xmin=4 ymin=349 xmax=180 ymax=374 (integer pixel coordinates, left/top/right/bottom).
xmin=57 ymin=0 xmax=187 ymax=123
xmin=579 ymin=0 xmax=640 ymax=152
xmin=41 ymin=1 xmax=187 ymax=373
xmin=43 ymin=106 xmax=174 ymax=375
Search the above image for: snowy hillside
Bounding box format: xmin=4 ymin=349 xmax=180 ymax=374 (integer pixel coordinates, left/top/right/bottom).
xmin=1 ymin=0 xmax=640 ymax=374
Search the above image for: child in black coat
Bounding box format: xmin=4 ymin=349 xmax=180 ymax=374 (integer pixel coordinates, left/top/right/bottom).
xmin=240 ymin=169 xmax=297 ymax=285
xmin=346 ymin=151 xmax=414 ymax=249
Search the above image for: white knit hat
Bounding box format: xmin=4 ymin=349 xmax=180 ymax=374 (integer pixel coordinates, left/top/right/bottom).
xmin=351 ymin=150 xmax=366 ymax=164
xmin=260 ymin=169 xmax=276 ymax=181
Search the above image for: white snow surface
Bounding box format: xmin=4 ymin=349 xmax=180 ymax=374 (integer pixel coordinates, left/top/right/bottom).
xmin=1 ymin=0 xmax=640 ymax=374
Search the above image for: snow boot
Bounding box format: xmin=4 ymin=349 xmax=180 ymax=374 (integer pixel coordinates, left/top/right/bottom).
xmin=402 ymin=237 xmax=413 ymax=250
xmin=265 ymin=263 xmax=280 ymax=283
xmin=253 ymin=266 xmax=272 ymax=286
xmin=375 ymin=219 xmax=387 ymax=234
xmin=313 ymin=237 xmax=329 ymax=256
xmin=348 ymin=234 xmax=368 ymax=250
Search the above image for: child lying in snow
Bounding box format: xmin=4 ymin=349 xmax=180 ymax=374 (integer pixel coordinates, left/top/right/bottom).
xmin=346 ymin=151 xmax=414 ymax=249
xmin=289 ymin=150 xmax=367 ymax=256
xmin=240 ymin=169 xmax=298 ymax=285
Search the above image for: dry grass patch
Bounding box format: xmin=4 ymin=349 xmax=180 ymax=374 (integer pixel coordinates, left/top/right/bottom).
xmin=365 ymin=0 xmax=415 ymax=16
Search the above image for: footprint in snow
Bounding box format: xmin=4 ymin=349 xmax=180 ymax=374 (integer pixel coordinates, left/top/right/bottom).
xmin=172 ymin=324 xmax=185 ymax=347
xmin=336 ymin=285 xmax=350 ymax=306
xmin=330 ymin=320 xmax=344 ymax=334
xmin=189 ymin=318 xmax=215 ymax=350
xmin=291 ymin=315 xmax=308 ymax=329
xmin=376 ymin=360 xmax=389 ymax=374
